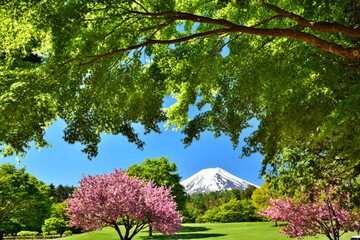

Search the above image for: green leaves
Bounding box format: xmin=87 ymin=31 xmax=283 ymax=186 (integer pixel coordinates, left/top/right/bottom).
xmin=0 ymin=164 xmax=52 ymax=230
xmin=201 ymin=199 xmax=260 ymax=223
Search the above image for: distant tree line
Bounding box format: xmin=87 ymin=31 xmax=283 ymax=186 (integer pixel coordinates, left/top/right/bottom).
xmin=48 ymin=184 xmax=77 ymax=204
xmin=181 ymin=186 xmax=263 ymax=223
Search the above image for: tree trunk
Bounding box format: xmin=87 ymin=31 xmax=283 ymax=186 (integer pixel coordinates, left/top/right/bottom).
xmin=0 ymin=230 xmax=4 ymax=240
xmin=113 ymin=223 xmax=124 ymax=240
xmin=149 ymin=226 xmax=153 ymax=237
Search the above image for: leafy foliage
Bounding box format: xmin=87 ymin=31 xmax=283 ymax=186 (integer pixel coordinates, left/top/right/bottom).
xmin=251 ymin=182 xmax=276 ymax=211
xmin=65 ymin=169 xmax=182 ymax=240
xmin=0 ymin=221 xmax=22 ymax=236
xmin=17 ymin=231 xmax=38 ymax=236
xmin=42 ymin=202 xmax=71 ymax=236
xmin=0 ymin=164 xmax=52 ymax=238
xmin=201 ymin=199 xmax=261 ymax=223
xmin=42 ymin=217 xmax=68 ymax=236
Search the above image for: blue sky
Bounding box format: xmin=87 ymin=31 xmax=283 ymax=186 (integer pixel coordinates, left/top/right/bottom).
xmin=1 ymin=117 xmax=264 ymax=187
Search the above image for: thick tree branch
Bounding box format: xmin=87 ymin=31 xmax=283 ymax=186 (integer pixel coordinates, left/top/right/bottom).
xmin=78 ymin=28 xmax=230 ymax=65
xmin=229 ymin=25 xmax=359 ymax=59
xmin=68 ymin=7 xmax=360 ymax=66
xmin=258 ymin=0 xmax=360 ymax=38
xmin=127 ymin=10 xmax=239 ymax=28
xmin=114 ymin=11 xmax=360 ymax=58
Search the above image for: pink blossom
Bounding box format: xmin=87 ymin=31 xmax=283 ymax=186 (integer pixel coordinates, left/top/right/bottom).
xmin=66 ymin=169 xmax=182 ymax=240
xmin=260 ymin=186 xmax=360 ymax=240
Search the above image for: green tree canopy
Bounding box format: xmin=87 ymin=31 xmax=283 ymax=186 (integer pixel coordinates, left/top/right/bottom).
xmin=1 ymin=0 xmax=359 ymax=188
xmin=0 ymin=164 xmax=52 ymax=239
xmin=201 ymin=199 xmax=260 ymax=223
xmin=128 ymin=157 xmax=186 ymax=211
xmin=42 ymin=217 xmax=68 ymax=236
xmin=42 ymin=202 xmax=80 ymax=235
xmin=251 ymin=182 xmax=276 ymax=210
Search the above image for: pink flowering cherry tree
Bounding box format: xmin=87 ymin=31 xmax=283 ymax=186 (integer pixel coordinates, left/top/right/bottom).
xmin=261 ymin=186 xmax=360 ymax=240
xmin=66 ymin=169 xmax=182 ymax=240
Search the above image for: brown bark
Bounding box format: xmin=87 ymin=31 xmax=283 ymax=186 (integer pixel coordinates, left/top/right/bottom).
xmin=258 ymin=0 xmax=360 ymax=38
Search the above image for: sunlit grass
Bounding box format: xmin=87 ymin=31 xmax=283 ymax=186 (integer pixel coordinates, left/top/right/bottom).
xmin=62 ymin=222 xmax=358 ymax=240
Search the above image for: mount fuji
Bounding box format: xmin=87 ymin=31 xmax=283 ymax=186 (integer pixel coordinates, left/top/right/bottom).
xmin=180 ymin=167 xmax=259 ymax=195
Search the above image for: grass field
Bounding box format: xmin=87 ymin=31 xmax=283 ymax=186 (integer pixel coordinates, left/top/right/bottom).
xmin=62 ymin=222 xmax=358 ymax=240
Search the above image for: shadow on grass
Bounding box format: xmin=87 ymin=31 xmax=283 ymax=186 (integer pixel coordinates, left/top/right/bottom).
xmin=140 ymin=233 xmax=226 ymax=239
xmin=140 ymin=226 xmax=226 ymax=239
xmin=178 ymin=226 xmax=211 ymax=233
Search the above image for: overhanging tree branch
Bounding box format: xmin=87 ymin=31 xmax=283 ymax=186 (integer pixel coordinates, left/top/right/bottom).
xmin=65 ymin=2 xmax=360 ymax=66
xmin=79 ymin=26 xmax=358 ymax=66
xmin=258 ymin=0 xmax=360 ymax=38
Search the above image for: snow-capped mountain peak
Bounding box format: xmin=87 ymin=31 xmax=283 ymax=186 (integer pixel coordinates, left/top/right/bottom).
xmin=180 ymin=167 xmax=258 ymax=195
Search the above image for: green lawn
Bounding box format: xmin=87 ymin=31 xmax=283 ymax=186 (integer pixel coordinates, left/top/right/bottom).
xmin=62 ymin=222 xmax=358 ymax=240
